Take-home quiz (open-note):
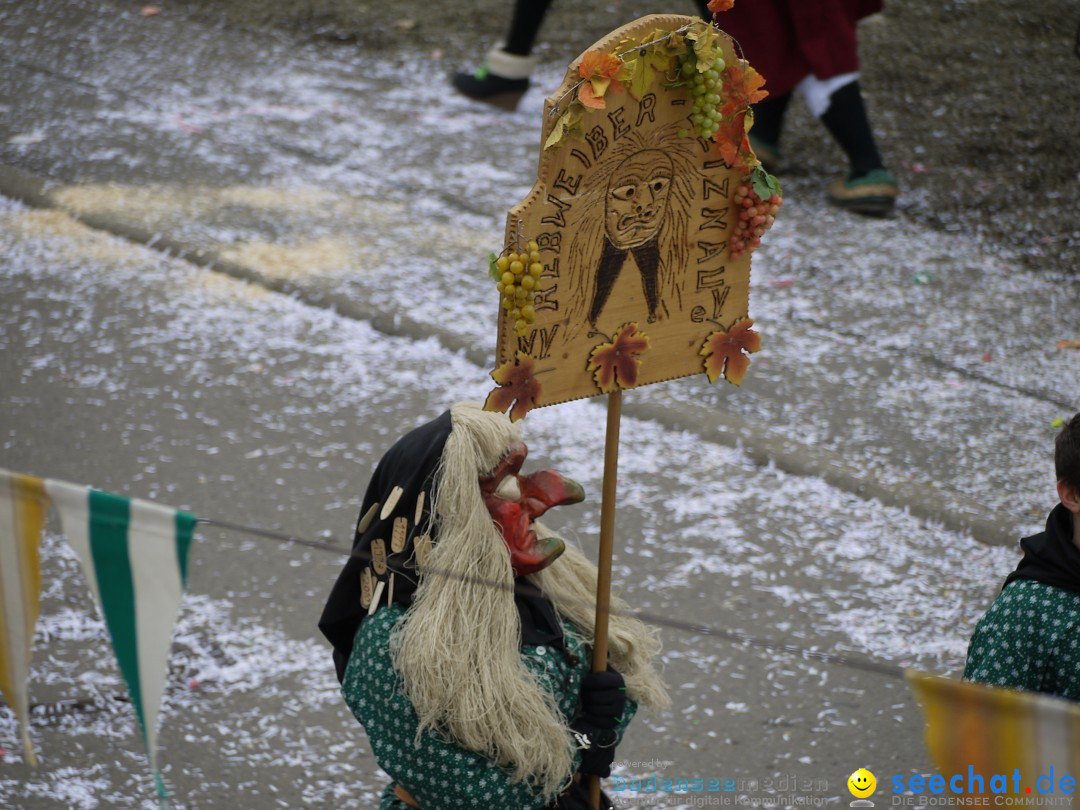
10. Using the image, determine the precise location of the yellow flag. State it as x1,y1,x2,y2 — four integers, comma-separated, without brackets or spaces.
0,469,48,765
907,670,1080,779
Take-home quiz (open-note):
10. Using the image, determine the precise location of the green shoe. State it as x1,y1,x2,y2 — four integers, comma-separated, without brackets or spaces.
827,168,898,216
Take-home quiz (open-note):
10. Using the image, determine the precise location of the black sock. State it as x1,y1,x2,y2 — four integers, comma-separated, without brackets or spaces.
819,80,885,178
751,92,791,148
505,0,554,56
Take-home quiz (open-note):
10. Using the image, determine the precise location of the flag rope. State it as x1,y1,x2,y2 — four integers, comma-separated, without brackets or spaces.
195,517,905,680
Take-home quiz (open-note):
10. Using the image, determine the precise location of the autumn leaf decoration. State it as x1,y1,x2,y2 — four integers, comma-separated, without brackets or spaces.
548,20,766,151
720,63,768,116
700,317,761,386
587,323,651,394
686,23,724,73
546,29,685,149
718,63,768,172
577,50,624,109
715,115,750,168
485,352,542,422
544,101,585,150
707,0,735,13
618,29,684,101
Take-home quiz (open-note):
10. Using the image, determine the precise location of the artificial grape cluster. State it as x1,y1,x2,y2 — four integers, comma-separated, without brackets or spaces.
495,240,544,337
730,180,781,259
679,57,726,140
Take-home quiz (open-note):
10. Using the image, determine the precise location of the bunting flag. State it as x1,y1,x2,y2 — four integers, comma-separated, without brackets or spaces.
907,670,1080,777
45,479,196,808
0,469,48,765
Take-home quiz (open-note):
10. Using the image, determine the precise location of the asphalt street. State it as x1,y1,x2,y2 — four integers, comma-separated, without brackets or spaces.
0,194,1010,810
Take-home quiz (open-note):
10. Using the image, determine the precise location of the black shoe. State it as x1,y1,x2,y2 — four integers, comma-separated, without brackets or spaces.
451,67,529,110
451,48,536,110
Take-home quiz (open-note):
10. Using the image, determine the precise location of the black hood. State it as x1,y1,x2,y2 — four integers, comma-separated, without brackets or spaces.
1004,503,1080,596
318,409,566,683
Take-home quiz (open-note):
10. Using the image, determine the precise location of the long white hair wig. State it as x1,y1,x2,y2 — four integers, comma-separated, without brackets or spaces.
390,402,669,795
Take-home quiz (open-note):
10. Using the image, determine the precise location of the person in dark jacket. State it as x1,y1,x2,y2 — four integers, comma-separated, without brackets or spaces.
963,412,1080,700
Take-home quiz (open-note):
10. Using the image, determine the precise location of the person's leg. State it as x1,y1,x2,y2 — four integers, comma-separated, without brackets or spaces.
799,74,897,215
818,80,885,178
504,0,551,55
452,0,553,108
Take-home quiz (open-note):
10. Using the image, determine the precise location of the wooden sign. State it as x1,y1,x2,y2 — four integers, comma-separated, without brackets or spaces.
485,14,781,421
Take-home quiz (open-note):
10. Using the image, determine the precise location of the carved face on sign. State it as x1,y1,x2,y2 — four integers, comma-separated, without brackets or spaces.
604,150,674,250
561,128,695,331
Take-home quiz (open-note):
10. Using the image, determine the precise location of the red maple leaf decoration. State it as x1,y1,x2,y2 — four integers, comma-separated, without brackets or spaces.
720,63,768,117
587,323,651,393
484,352,542,422
700,318,761,385
715,112,751,168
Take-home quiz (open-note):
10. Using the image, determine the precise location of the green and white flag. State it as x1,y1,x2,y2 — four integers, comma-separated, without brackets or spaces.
45,479,196,808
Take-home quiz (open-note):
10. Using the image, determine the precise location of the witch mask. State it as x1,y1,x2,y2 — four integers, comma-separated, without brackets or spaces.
479,441,585,576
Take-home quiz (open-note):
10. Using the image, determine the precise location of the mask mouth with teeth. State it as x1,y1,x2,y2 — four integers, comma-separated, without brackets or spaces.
479,441,585,576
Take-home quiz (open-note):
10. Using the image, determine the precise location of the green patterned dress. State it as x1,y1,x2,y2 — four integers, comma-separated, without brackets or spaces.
342,604,637,810
963,578,1080,700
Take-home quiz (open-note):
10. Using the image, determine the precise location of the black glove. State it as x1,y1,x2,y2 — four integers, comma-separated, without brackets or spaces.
570,669,626,777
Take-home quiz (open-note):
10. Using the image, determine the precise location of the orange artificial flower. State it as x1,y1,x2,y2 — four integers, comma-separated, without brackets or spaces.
578,50,624,109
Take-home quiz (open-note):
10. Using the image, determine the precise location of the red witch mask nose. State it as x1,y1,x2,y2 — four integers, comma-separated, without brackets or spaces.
479,442,585,576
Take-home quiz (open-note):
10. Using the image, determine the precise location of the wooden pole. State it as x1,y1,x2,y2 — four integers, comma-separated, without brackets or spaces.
588,388,622,809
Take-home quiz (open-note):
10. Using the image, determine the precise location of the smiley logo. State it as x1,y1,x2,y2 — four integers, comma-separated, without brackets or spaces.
848,768,876,798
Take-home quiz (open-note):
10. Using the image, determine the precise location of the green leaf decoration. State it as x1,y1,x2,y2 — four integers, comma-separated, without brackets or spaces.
687,25,723,73
642,30,679,72
667,53,696,89
488,252,501,281
751,165,782,201
665,29,688,57
544,101,585,150
620,53,655,101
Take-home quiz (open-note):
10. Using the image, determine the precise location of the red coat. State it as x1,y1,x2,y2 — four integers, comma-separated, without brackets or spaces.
716,0,883,97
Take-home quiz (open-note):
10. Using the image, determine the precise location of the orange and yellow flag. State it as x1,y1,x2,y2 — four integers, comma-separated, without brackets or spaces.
908,670,1080,778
